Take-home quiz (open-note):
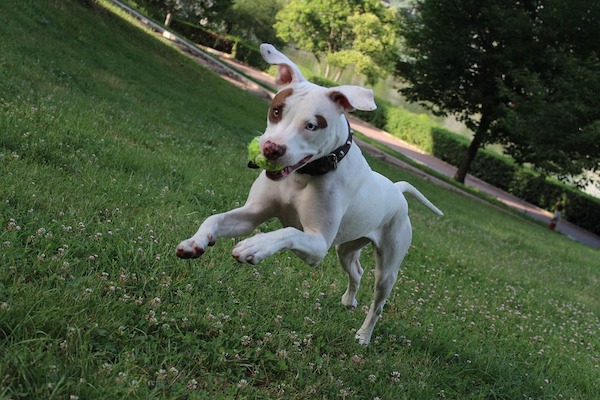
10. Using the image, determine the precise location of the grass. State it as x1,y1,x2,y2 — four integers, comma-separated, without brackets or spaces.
0,0,598,399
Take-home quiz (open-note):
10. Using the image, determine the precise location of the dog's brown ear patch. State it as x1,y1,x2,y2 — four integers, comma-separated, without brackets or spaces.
327,86,377,112
328,91,354,112
276,64,294,86
269,88,294,123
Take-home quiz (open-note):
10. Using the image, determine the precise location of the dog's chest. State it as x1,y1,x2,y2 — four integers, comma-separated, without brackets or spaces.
274,176,312,230
278,207,302,230
276,190,303,229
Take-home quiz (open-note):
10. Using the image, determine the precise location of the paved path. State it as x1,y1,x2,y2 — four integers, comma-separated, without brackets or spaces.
108,0,600,250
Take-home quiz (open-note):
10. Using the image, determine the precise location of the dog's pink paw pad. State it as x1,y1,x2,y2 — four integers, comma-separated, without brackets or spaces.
175,244,204,259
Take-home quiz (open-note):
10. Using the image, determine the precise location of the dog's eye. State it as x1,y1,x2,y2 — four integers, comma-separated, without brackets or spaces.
270,106,283,122
305,122,318,131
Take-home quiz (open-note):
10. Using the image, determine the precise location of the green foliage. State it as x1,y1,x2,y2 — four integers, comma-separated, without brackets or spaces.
1,1,599,399
275,0,399,84
134,0,234,26
169,19,230,50
222,0,284,45
397,0,600,184
509,172,600,235
496,0,600,179
307,75,338,88
169,19,269,70
231,41,269,70
127,0,283,45
275,0,351,54
384,108,438,151
354,102,389,130
499,50,600,178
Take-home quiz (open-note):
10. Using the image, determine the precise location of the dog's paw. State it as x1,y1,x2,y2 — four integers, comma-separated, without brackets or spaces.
231,235,273,264
341,293,358,310
342,288,358,310
175,235,215,259
355,329,371,346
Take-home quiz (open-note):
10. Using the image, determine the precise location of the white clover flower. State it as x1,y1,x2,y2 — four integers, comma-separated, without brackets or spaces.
187,378,199,390
277,349,288,359
149,297,161,307
241,335,252,346
351,354,363,364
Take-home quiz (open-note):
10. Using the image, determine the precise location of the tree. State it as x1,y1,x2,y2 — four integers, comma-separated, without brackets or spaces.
138,0,232,28
499,51,600,183
396,0,600,185
274,0,399,85
497,0,600,184
220,0,285,45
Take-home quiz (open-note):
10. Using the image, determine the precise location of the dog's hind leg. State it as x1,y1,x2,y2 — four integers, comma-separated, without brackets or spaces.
336,238,370,309
355,218,412,346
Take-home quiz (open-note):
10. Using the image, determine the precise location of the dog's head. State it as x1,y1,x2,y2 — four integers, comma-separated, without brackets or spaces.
257,44,377,181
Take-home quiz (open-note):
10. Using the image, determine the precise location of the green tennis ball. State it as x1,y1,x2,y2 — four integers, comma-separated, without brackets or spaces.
247,136,285,171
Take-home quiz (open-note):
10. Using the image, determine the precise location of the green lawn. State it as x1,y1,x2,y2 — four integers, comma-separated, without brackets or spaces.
0,1,598,399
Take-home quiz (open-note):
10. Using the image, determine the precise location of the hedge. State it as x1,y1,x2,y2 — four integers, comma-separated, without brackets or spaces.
169,20,268,71
357,102,600,236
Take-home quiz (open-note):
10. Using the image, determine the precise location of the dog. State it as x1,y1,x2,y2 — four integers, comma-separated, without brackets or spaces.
176,44,443,345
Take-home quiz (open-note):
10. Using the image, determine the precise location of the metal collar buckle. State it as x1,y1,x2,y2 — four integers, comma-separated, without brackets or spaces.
328,154,338,170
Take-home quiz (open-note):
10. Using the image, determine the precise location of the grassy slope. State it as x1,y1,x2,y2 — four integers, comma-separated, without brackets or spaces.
0,1,598,399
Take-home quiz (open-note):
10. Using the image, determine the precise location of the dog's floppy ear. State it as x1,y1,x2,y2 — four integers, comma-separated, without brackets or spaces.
260,43,306,87
327,85,377,112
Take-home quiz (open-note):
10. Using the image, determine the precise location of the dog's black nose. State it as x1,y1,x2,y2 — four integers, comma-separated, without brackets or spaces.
263,141,287,160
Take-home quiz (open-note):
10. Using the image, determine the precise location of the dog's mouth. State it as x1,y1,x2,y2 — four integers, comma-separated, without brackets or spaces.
265,155,313,181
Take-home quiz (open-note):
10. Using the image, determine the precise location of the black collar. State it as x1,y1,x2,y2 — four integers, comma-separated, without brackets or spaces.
297,119,353,176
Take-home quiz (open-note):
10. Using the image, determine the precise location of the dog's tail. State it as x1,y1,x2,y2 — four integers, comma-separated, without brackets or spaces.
395,181,443,216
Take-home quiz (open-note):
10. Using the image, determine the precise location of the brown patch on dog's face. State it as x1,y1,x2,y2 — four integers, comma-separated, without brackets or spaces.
315,115,328,129
269,88,294,123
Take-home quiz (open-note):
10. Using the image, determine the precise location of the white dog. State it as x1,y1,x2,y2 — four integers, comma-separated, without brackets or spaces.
176,44,443,345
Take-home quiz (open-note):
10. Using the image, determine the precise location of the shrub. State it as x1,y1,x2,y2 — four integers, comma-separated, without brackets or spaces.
470,148,519,191
169,20,267,71
170,20,233,52
563,187,600,233
384,108,436,151
231,41,268,71
511,172,600,234
308,76,337,88
354,106,387,129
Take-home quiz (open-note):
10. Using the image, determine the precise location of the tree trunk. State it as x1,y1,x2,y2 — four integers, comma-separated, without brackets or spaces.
454,113,492,183
324,63,331,80
164,11,173,27
333,67,345,82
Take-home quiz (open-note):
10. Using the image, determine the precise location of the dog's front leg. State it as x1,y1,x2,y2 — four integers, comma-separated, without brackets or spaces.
176,204,268,259
233,228,329,266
